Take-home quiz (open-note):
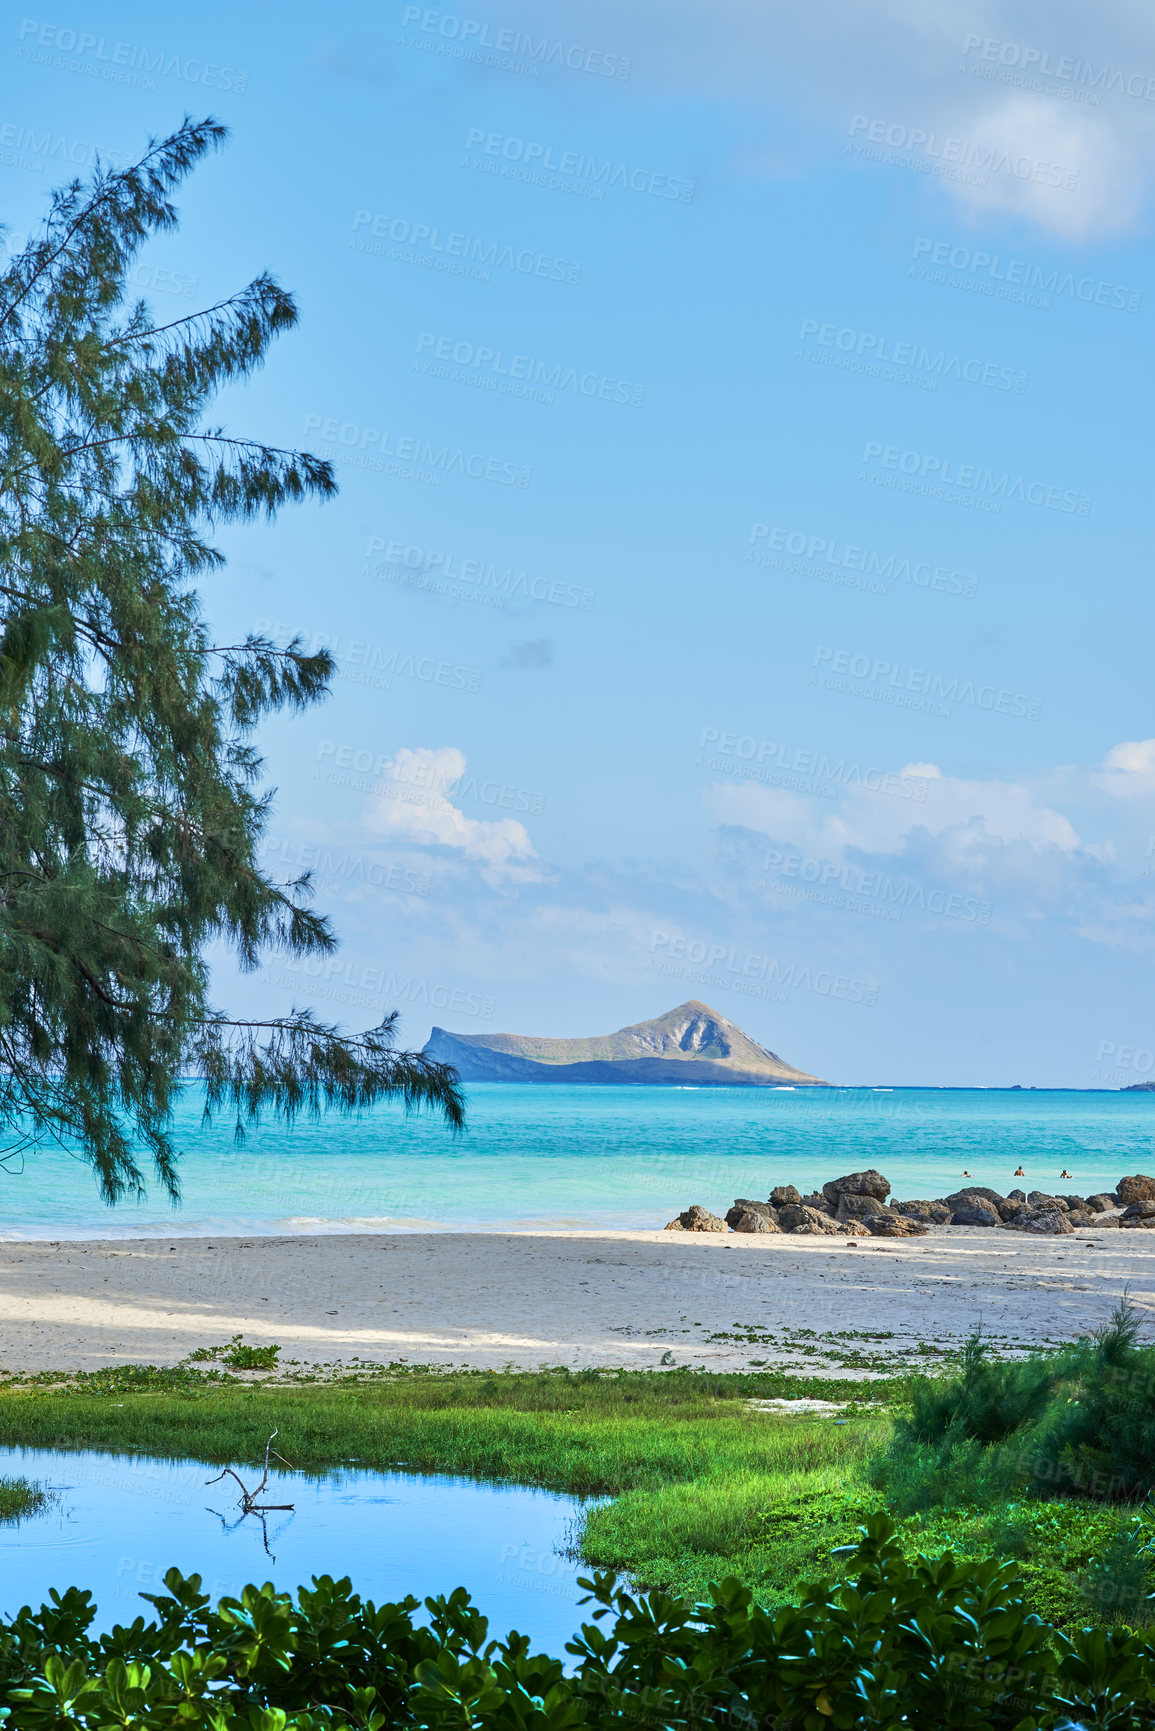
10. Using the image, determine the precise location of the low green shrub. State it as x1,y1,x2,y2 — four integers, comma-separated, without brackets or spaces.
2,1512,1152,1730
874,1300,1155,1514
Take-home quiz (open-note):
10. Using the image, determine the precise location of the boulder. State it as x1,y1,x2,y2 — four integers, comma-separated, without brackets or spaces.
725,1199,778,1229
1067,1210,1094,1229
1010,1208,1073,1235
1116,1175,1155,1206
666,1205,727,1233
835,1191,892,1223
800,1190,835,1214
865,1213,927,1237
821,1169,890,1207
893,1200,953,1224
951,1204,1000,1227
1061,1195,1085,1212
778,1203,840,1235
730,1207,782,1234
769,1184,802,1208
836,1220,871,1236
945,1186,1006,1210
1085,1194,1118,1213
1090,1213,1121,1227
1008,1189,1027,1202
1027,1192,1068,1211
1121,1199,1155,1222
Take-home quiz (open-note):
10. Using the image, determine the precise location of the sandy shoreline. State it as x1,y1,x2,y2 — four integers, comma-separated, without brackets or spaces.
0,1229,1152,1375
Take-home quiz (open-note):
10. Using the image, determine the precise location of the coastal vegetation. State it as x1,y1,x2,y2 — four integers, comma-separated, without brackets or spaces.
2,1311,1154,1633
0,120,461,1206
2,1514,1152,1730
0,1477,48,1523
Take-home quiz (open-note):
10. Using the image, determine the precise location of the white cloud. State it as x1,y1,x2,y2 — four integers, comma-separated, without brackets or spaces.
704,760,1082,861
367,747,541,882
1094,738,1155,798
487,0,1155,237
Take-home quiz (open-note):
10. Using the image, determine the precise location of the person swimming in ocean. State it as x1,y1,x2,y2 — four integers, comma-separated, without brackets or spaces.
1014,1166,1025,1177
1059,1169,1072,1179
961,1170,973,1177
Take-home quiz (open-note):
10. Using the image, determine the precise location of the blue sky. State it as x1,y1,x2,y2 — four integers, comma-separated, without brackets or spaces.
6,0,1155,1086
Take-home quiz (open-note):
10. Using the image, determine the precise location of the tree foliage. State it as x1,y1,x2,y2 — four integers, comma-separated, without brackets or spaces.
1,1513,1153,1729
0,117,463,1202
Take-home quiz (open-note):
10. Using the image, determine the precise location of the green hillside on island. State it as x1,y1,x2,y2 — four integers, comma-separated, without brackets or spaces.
422,1000,828,1085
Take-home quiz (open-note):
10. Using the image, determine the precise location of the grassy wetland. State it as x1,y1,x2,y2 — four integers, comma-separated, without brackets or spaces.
2,1311,1153,1633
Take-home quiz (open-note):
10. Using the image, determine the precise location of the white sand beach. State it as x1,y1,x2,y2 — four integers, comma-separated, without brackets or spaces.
0,1229,1152,1375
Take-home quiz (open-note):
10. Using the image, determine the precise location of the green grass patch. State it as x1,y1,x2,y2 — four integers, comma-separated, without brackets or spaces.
0,1363,897,1499
0,1348,1147,1630
0,1475,49,1523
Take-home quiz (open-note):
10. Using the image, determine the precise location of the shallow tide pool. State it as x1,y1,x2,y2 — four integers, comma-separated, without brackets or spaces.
0,1446,592,1653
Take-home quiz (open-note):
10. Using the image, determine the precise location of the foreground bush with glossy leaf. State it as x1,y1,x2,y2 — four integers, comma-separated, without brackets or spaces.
0,1513,1152,1730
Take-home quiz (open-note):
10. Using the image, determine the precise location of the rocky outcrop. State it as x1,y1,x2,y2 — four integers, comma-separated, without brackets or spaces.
665,1205,727,1232
865,1214,928,1237
892,1199,953,1224
730,1208,782,1233
835,1192,892,1224
945,1186,1004,1210
1028,1191,1068,1211
1117,1175,1155,1205
778,1203,840,1235
821,1170,890,1208
951,1203,1000,1227
1009,1208,1073,1235
725,1199,778,1228
661,1171,1135,1240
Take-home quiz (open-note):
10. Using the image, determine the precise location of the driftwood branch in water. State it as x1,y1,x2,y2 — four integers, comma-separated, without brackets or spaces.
206,1429,295,1511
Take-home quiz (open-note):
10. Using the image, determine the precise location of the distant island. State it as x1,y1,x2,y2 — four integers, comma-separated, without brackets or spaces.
422,1000,828,1086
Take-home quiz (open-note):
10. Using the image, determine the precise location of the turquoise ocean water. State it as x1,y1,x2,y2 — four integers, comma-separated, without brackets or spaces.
1,1085,1152,1239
